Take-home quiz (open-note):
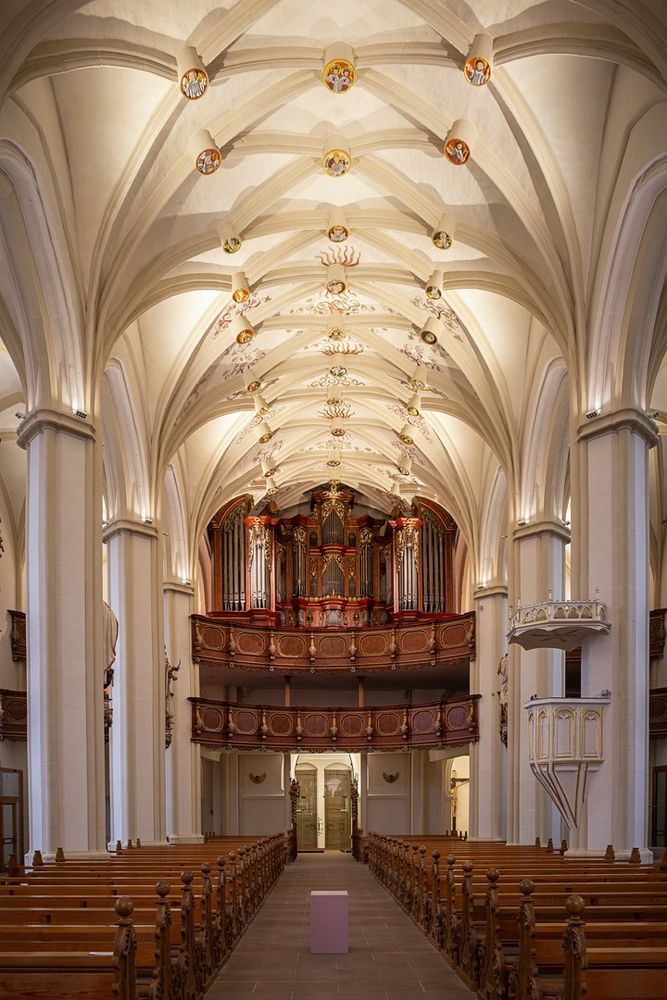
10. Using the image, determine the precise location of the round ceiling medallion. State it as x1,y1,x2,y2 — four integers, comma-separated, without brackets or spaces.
323,148,351,177
196,146,221,175
421,328,438,345
327,395,342,406
330,366,347,378
444,136,470,166
328,222,349,242
246,380,261,394
181,67,208,100
236,328,253,345
432,229,453,250
327,326,346,340
331,426,346,437
258,430,273,444
323,58,355,93
465,54,491,87
222,235,242,254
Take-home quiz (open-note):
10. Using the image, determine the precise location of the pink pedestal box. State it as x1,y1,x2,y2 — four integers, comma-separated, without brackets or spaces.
310,890,349,954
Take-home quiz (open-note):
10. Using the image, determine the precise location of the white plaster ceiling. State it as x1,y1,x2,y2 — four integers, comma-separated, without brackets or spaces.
0,0,666,573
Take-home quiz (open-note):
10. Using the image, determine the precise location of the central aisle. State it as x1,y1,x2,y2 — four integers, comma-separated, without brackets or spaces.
207,851,476,1000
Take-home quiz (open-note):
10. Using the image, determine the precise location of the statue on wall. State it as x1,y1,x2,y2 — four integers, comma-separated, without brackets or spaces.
497,654,508,746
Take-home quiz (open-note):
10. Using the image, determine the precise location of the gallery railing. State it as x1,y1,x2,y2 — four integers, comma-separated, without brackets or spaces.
190,694,479,752
191,611,475,675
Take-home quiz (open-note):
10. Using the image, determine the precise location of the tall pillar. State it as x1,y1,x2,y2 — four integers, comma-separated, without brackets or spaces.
507,521,568,845
105,518,166,846
574,409,657,858
164,580,203,844
469,585,507,841
18,409,107,860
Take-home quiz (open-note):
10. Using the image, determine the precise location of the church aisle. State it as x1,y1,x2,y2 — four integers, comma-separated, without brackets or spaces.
207,851,476,1000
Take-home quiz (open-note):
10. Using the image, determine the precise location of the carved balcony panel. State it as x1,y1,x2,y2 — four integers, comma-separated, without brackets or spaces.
650,609,666,660
525,696,610,829
191,611,474,675
649,688,667,738
8,610,26,661
508,600,610,651
0,689,27,741
190,695,479,752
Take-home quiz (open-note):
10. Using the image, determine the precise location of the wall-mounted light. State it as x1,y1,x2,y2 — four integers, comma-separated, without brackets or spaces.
585,408,600,420
74,409,88,419
517,518,528,527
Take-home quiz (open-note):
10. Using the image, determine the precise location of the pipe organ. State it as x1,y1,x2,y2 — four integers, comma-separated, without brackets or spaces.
207,483,457,625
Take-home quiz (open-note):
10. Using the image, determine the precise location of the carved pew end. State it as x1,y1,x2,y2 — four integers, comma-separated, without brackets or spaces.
32,849,44,867
629,847,641,864
115,840,123,853
604,844,615,861
535,837,541,848
55,847,66,863
546,838,554,853
560,839,568,855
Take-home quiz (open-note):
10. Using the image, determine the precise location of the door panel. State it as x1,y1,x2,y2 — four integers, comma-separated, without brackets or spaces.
296,771,318,851
324,768,351,851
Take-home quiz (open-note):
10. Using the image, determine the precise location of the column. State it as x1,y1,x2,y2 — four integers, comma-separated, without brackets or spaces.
507,520,568,845
164,580,203,844
574,409,656,859
105,518,166,846
469,585,507,841
18,409,107,861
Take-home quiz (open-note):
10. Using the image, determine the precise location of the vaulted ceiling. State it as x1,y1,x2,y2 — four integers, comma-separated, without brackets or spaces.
0,0,666,587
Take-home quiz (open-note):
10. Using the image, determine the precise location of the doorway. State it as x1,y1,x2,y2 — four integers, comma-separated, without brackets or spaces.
294,754,357,852
0,768,24,872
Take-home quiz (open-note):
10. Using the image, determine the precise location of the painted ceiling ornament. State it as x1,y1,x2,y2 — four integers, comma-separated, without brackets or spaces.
327,449,342,468
432,212,456,250
230,314,254,345
253,394,269,416
232,272,250,303
177,47,209,100
464,33,493,87
323,43,356,93
426,269,444,300
420,316,443,346
246,378,262,395
261,457,278,478
326,263,347,295
330,365,347,379
444,118,477,167
327,208,350,243
323,133,352,177
189,129,221,175
397,457,413,477
219,223,242,254
327,319,347,340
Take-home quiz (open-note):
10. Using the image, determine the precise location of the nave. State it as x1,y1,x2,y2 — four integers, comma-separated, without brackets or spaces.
206,852,475,1000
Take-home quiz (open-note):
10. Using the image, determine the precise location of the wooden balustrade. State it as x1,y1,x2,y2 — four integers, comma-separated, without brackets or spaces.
190,694,479,752
191,611,475,674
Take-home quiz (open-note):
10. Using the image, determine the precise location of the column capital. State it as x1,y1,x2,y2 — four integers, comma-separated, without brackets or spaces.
163,579,195,597
473,584,508,601
577,407,659,447
102,517,158,544
17,407,95,449
512,518,570,544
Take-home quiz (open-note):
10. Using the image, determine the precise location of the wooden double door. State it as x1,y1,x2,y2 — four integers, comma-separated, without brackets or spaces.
295,766,352,852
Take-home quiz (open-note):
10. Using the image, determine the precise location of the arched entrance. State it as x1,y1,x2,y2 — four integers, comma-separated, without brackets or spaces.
294,753,356,852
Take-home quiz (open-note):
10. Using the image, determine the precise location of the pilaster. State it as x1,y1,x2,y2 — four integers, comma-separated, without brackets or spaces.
105,517,166,846
163,580,203,844
469,585,507,841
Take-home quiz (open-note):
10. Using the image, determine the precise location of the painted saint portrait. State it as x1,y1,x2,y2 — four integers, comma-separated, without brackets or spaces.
464,55,491,87
323,59,355,94
181,67,208,100
223,235,242,254
323,149,351,177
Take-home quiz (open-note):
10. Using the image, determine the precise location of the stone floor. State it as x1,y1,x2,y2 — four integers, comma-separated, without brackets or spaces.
207,851,476,1000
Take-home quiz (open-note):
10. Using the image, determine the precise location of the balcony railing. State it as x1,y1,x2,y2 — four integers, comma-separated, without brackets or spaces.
190,695,479,752
650,687,667,737
191,611,475,675
0,689,27,741
507,599,610,651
